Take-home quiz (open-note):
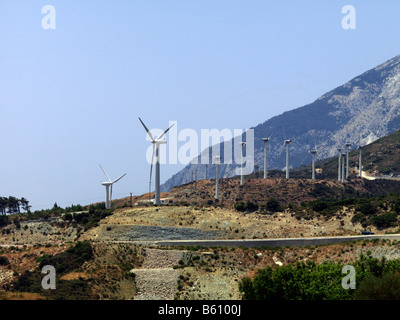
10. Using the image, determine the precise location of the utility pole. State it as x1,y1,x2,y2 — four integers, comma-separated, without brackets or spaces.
130,192,132,207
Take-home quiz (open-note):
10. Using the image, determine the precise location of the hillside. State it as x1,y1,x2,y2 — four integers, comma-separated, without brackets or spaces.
162,54,400,192
168,176,400,210
3,128,400,301
288,128,400,180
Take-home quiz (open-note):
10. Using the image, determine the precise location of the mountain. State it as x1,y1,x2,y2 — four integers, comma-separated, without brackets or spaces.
161,54,400,192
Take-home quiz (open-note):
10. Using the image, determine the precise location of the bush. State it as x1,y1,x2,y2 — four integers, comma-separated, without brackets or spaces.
310,200,329,212
0,215,9,226
239,253,400,300
265,198,281,212
356,203,378,216
239,261,351,300
353,272,400,300
371,212,398,229
234,201,259,213
351,212,367,225
235,202,246,212
0,256,9,265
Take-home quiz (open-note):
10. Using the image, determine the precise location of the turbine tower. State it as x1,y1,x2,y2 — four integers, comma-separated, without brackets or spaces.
240,142,246,185
215,156,221,200
337,148,342,181
99,165,126,209
358,145,362,178
262,137,271,179
341,153,346,183
284,139,292,179
139,117,174,205
310,148,317,180
345,142,351,178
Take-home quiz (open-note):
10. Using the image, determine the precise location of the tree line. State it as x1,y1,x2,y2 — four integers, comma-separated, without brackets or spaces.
0,196,31,215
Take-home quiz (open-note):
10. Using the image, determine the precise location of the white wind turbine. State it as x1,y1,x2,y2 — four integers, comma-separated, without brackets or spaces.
99,165,126,210
240,142,246,185
215,155,221,200
357,145,363,178
262,136,271,179
345,142,351,179
281,139,292,179
139,117,174,205
341,152,346,183
310,143,317,180
337,148,342,181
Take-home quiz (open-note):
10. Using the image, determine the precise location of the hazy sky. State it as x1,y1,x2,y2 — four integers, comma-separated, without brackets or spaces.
1,0,400,210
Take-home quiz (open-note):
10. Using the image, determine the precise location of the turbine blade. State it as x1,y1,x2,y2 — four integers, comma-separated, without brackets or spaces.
112,173,126,184
138,117,155,141
99,164,111,182
110,185,113,203
156,123,175,141
281,142,286,153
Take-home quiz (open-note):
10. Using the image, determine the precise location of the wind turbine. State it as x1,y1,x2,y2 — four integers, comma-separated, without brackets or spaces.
358,145,362,178
139,117,174,205
262,136,271,179
345,142,351,178
99,165,126,209
341,153,346,183
215,156,221,200
310,144,317,180
282,139,292,179
337,148,342,181
240,142,246,185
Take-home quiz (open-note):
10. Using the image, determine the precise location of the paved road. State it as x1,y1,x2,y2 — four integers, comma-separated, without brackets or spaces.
156,234,400,248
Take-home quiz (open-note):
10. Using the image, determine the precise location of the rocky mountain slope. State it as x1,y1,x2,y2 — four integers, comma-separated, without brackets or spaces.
162,54,400,191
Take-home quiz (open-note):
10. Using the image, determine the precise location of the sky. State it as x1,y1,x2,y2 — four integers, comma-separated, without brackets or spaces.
1,0,400,211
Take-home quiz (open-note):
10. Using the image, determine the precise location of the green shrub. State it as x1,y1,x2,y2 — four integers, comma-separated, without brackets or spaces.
356,203,378,216
311,200,329,212
234,202,246,212
239,260,351,300
353,272,400,300
265,198,281,212
234,201,259,213
239,253,400,300
371,212,398,229
351,212,367,225
0,256,9,265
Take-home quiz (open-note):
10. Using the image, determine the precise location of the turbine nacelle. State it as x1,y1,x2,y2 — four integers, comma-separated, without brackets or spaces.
154,139,167,145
